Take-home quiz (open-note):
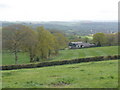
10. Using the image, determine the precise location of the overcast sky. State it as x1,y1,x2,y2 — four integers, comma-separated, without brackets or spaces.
0,0,119,21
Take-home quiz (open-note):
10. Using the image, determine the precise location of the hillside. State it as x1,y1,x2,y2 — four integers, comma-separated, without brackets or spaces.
2,60,118,88
2,21,118,35
51,46,118,61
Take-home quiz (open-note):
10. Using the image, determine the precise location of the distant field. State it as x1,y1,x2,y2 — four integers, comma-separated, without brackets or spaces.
81,35,93,39
2,46,118,65
2,60,118,88
50,46,118,61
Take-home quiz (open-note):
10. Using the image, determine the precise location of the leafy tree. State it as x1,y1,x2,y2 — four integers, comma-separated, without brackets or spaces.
36,26,57,59
49,29,68,53
115,32,120,45
3,24,29,64
20,26,38,62
93,33,106,46
53,32,68,49
82,37,89,43
105,33,117,46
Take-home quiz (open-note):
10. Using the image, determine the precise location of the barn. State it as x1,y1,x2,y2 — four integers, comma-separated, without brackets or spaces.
68,42,95,49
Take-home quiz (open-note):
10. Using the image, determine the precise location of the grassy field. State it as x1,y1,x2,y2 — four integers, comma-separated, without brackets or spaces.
81,35,93,39
2,60,118,88
2,46,118,65
50,46,118,61
2,52,30,65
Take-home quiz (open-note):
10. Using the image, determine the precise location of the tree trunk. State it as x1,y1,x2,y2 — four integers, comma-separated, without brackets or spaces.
48,49,51,57
36,57,39,62
41,49,44,59
55,50,59,55
29,51,34,62
30,53,33,62
14,51,18,64
97,42,101,47
29,48,35,62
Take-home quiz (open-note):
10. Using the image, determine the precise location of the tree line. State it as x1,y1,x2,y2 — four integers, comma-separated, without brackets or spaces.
3,24,68,64
67,32,119,47
93,32,119,46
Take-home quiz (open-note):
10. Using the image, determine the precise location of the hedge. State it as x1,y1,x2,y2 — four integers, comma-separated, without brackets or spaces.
1,55,120,70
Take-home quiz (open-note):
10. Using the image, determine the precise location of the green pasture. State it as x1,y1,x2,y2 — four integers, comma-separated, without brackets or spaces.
50,46,118,61
2,52,29,65
2,46,118,65
2,60,118,88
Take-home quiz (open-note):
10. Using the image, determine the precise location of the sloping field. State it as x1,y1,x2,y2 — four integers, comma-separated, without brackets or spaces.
51,46,118,61
2,60,118,88
2,46,118,65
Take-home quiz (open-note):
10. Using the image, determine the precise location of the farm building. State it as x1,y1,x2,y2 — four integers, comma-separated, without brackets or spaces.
68,42,95,49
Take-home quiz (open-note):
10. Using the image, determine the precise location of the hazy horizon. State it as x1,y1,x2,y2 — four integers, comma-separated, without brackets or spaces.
1,20,118,22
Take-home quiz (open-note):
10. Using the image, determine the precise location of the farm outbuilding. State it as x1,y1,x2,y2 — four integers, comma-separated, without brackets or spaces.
68,42,95,49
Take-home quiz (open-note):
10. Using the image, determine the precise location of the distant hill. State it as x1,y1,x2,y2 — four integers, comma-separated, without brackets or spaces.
2,21,118,35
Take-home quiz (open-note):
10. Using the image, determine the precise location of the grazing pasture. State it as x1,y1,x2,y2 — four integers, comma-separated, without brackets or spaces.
2,60,118,88
2,46,118,65
50,46,118,61
2,52,29,65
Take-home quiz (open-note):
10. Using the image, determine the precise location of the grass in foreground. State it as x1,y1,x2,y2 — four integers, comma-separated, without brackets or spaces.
2,46,118,65
2,60,118,88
